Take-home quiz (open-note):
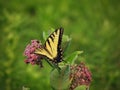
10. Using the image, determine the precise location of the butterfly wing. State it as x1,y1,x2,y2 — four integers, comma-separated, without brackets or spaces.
35,27,63,63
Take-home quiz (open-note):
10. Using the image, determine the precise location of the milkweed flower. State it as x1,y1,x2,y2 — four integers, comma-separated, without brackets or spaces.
23,40,43,67
69,62,92,90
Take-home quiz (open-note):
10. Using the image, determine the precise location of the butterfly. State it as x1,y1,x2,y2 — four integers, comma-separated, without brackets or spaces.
35,27,64,63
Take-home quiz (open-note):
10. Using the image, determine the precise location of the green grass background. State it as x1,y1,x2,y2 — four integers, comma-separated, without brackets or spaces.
0,0,120,90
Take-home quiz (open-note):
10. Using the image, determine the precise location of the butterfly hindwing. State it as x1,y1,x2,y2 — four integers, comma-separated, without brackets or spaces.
35,27,63,63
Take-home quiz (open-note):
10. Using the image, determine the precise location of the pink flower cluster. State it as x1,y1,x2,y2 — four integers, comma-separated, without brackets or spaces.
69,62,92,90
24,40,42,65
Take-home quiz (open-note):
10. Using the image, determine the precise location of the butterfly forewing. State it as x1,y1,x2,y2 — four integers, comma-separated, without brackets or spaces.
35,28,64,63
35,47,53,60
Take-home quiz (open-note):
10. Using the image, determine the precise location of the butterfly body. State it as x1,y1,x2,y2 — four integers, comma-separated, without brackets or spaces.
35,28,64,63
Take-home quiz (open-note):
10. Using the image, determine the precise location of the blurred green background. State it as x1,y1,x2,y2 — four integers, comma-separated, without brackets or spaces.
0,0,120,90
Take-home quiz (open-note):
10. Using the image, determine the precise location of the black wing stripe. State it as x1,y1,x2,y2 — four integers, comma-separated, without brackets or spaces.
55,27,64,63
43,27,64,63
44,44,53,57
46,39,53,53
49,35,54,42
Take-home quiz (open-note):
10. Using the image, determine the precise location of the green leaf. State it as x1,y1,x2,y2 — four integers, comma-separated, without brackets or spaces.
22,86,30,90
42,28,55,41
42,31,47,41
62,34,71,43
64,51,83,64
62,35,72,56
50,28,55,31
50,65,70,90
75,85,89,90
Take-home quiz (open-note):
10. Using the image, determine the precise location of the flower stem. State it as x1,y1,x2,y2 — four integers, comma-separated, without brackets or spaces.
45,59,54,68
45,59,61,73
86,86,89,90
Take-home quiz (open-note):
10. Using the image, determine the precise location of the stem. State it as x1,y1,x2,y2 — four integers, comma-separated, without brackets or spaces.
54,64,61,73
86,86,89,90
45,59,61,73
45,59,54,68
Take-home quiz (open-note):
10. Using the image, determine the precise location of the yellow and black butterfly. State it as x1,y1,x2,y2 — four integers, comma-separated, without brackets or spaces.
35,27,64,63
